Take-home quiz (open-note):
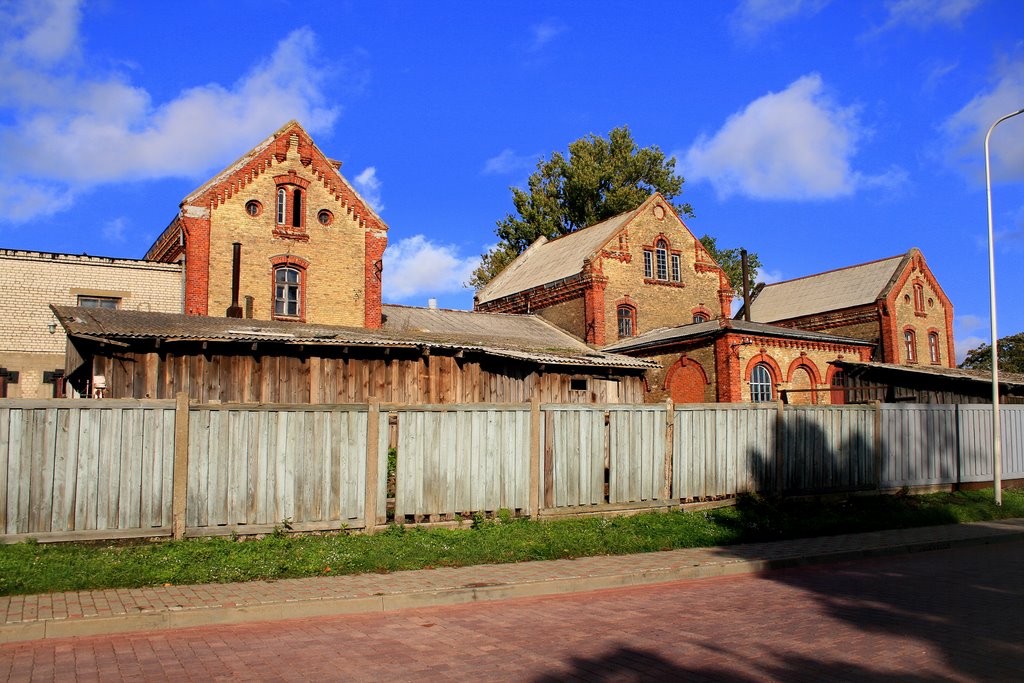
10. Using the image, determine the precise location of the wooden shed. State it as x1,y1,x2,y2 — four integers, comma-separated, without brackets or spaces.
830,359,1024,404
53,304,652,404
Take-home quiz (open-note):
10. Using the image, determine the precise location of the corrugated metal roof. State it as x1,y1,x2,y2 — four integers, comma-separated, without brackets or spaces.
832,359,1024,387
475,205,642,304
748,254,907,323
603,319,873,353
52,305,654,370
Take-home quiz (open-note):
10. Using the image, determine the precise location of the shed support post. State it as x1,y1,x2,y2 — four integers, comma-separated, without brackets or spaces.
663,399,674,500
774,399,785,495
171,392,190,540
529,395,541,518
364,398,381,533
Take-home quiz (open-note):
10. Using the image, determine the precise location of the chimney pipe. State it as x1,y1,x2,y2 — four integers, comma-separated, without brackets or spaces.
226,242,243,318
428,298,438,309
741,249,751,322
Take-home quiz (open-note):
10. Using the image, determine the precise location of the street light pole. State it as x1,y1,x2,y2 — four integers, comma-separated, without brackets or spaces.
984,107,1024,507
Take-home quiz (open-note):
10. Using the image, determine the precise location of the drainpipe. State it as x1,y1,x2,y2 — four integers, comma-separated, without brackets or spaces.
226,242,243,318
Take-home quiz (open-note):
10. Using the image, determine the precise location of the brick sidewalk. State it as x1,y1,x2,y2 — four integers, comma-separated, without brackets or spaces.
3,518,1023,643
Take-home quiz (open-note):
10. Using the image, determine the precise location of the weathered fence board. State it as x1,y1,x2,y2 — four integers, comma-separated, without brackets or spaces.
393,406,531,519
185,405,368,533
4,399,1024,543
0,400,176,537
544,406,606,508
879,404,959,488
674,406,775,499
782,406,875,492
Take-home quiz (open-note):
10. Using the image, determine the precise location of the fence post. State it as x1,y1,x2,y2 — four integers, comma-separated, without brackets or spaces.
774,399,785,495
364,398,381,533
663,399,674,500
872,400,883,491
529,395,541,518
171,392,190,540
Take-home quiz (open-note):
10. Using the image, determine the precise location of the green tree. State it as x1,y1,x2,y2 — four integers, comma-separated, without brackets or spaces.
698,235,762,293
959,332,1024,373
470,126,761,291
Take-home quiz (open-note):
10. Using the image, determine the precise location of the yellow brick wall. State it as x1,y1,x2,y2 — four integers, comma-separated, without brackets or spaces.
537,297,586,340
643,344,718,403
206,139,366,326
600,201,726,343
893,268,952,366
0,250,182,398
734,341,848,404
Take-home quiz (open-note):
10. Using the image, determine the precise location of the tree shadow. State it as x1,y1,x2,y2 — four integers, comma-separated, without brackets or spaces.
698,408,1024,681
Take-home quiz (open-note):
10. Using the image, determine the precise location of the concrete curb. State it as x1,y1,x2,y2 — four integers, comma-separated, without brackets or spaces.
2,523,1023,644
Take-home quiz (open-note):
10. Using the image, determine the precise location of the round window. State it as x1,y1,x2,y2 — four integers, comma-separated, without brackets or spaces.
245,200,262,217
317,209,333,226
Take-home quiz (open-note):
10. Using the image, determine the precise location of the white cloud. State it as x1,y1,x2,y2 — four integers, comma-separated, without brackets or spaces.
0,1,340,222
102,217,127,243
730,0,830,40
942,60,1024,182
955,335,986,364
353,167,384,212
758,268,786,285
957,314,985,334
382,235,478,301
482,149,537,175
681,74,899,200
527,20,566,52
872,0,981,33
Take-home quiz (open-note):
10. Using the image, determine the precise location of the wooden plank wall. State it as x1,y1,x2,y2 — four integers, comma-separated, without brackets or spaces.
955,405,1024,484
93,350,645,405
879,404,959,488
0,400,175,537
782,406,876,492
673,406,776,499
392,405,531,521
608,406,667,503
542,406,607,508
185,405,368,533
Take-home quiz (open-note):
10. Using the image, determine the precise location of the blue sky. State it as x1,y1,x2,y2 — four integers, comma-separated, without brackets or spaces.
1,1,1023,361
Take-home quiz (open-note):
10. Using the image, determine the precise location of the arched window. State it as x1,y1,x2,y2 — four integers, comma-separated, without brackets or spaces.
655,239,669,280
274,266,302,318
692,313,708,323
617,305,636,338
913,282,925,314
291,188,303,227
276,188,287,225
928,332,940,364
750,364,773,402
904,329,917,362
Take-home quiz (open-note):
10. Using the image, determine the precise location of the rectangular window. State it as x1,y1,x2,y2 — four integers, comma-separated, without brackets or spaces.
656,249,668,280
671,254,681,282
570,378,588,392
643,250,653,278
77,296,120,309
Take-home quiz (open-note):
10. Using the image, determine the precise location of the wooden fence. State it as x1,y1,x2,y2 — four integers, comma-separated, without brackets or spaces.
2,398,1023,542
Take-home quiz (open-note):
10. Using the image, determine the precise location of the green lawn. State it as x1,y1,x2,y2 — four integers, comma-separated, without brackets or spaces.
1,488,1021,596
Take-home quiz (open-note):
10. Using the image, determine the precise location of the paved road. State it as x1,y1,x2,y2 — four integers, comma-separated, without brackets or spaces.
2,541,1022,682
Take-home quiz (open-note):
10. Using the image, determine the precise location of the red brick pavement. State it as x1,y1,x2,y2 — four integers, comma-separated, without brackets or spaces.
2,541,1021,682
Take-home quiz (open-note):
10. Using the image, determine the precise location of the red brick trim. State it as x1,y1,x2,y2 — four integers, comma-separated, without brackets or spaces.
691,305,713,323
584,279,607,346
269,255,309,323
364,228,387,329
786,355,823,403
744,353,782,384
181,214,210,315
715,335,742,402
901,325,918,363
664,355,710,390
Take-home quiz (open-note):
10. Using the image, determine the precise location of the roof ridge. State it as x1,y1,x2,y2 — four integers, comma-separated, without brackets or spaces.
759,251,908,289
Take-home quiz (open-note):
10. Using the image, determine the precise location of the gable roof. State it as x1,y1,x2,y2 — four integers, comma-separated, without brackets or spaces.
52,305,654,371
747,252,909,323
475,194,662,305
603,318,873,354
145,120,386,261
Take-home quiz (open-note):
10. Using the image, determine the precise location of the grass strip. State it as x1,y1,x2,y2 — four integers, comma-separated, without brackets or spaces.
1,488,1022,596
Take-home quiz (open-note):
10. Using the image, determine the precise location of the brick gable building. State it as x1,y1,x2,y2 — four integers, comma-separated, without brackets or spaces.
145,120,387,329
474,194,734,346
746,249,955,369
